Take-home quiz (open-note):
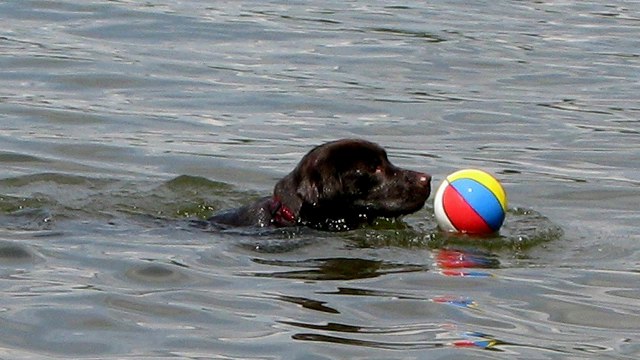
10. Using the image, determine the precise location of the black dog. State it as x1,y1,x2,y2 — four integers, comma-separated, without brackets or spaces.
209,139,431,231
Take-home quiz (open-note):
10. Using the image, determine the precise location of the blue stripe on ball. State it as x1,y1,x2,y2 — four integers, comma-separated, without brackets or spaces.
450,178,505,230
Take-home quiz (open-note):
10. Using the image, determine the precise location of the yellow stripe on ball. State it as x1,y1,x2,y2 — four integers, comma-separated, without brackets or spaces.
445,169,507,211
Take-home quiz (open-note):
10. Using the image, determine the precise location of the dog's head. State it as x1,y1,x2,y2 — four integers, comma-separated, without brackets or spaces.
274,139,431,230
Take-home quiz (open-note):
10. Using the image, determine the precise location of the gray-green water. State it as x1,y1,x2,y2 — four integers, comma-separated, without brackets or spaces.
1,1,639,358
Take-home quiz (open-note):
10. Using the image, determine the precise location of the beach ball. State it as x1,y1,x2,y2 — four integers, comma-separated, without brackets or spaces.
434,169,507,234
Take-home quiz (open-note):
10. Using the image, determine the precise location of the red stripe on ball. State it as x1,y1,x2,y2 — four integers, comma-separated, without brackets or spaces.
442,185,493,234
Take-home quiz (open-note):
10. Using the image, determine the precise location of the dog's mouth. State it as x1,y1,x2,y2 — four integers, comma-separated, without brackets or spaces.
358,175,431,217
354,194,430,219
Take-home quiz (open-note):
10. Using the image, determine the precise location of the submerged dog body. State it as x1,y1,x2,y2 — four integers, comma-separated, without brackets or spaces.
209,139,431,231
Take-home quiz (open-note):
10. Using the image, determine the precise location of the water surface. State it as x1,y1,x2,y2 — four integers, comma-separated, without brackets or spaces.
1,1,639,359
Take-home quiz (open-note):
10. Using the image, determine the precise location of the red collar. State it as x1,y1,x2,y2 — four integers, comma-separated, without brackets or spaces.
269,196,296,227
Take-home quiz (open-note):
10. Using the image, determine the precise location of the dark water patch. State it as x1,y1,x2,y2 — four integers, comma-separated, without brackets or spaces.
237,232,322,253
290,329,578,355
0,173,99,188
163,174,233,192
55,72,144,91
342,217,429,249
252,10,343,25
0,243,33,260
320,287,425,300
442,110,526,125
538,99,616,115
0,152,49,164
71,6,300,44
0,241,40,267
254,293,340,314
105,294,193,318
0,174,130,228
367,27,446,42
279,320,452,337
250,257,428,281
125,263,189,284
0,193,56,214
407,90,467,102
132,175,247,220
573,123,640,135
0,45,94,68
0,173,257,227
290,331,515,352
0,203,54,231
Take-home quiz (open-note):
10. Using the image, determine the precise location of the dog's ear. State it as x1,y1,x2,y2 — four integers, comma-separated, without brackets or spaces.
313,165,343,202
298,151,346,204
274,170,322,208
274,163,343,209
295,175,321,205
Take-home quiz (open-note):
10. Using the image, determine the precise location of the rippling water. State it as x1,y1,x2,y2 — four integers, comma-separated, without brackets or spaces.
1,1,639,359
